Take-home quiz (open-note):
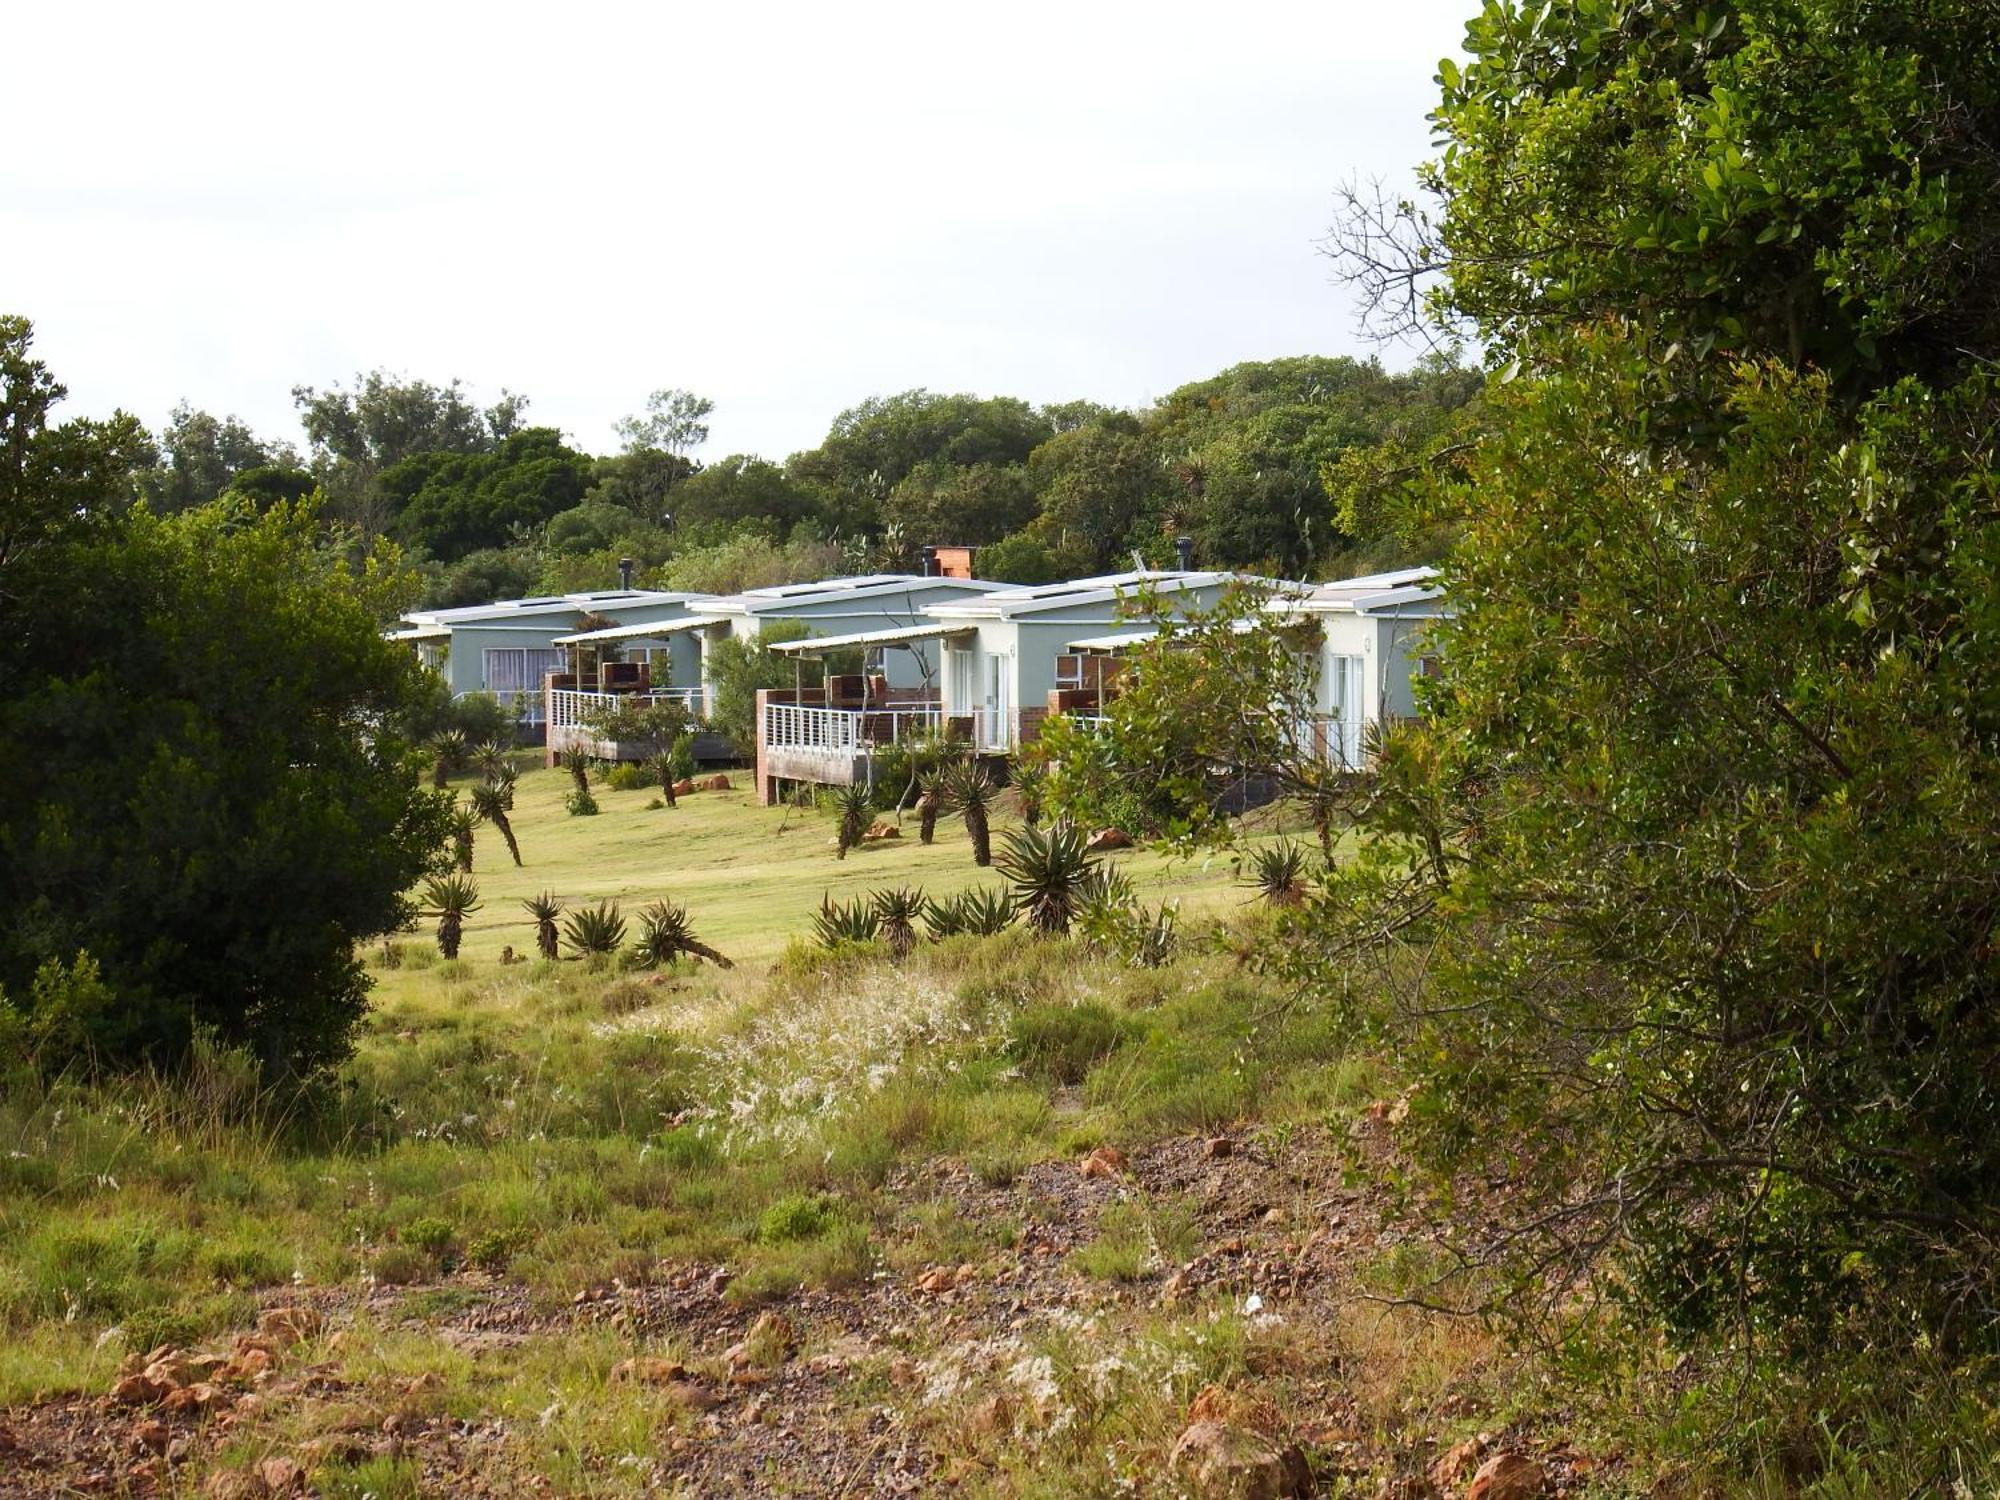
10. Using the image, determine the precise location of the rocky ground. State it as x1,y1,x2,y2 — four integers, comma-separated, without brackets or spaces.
0,1125,1616,1499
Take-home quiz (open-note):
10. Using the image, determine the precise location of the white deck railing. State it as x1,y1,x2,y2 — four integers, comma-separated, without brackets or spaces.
762,702,944,755
549,686,704,733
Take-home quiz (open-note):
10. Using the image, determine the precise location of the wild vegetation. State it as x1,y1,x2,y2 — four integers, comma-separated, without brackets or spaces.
1,0,1996,1491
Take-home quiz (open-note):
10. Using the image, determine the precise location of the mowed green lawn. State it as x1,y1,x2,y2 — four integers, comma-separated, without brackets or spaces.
414,757,1279,972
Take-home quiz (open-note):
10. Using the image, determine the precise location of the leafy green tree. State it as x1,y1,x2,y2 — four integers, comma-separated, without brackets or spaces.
654,530,842,596
787,390,1053,533
140,402,298,513
1319,0,2000,1355
881,460,1038,547
1334,0,2000,389
0,316,155,613
1023,416,1160,573
388,427,593,562
975,532,1065,584
702,619,813,754
0,481,451,1076
1038,587,1326,849
222,464,319,512
615,389,712,456
425,545,544,608
668,456,821,532
584,447,699,526
292,370,529,536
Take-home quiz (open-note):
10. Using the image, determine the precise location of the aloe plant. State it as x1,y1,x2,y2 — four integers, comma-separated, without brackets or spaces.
422,873,481,959
521,891,563,960
1013,761,1048,828
942,762,995,866
812,894,881,949
833,783,874,860
562,750,592,796
915,770,943,846
428,729,469,789
1245,840,1308,906
636,900,733,969
996,819,1099,935
871,887,926,959
450,806,476,872
467,780,522,867
562,899,626,958
923,886,1015,940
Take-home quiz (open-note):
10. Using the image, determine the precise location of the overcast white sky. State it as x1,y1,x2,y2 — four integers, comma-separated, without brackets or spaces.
7,0,1468,463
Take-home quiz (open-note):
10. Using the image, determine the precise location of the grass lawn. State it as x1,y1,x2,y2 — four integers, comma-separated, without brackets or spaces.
413,755,1290,973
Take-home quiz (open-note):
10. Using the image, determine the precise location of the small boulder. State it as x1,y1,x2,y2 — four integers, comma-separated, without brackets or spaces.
256,1455,305,1493
673,779,697,797
610,1356,689,1386
1466,1452,1546,1500
663,1379,725,1411
130,1419,171,1454
1168,1419,1312,1499
1430,1436,1486,1492
862,820,901,841
1086,828,1134,851
701,774,732,792
1203,1136,1234,1159
255,1308,322,1348
970,1393,1014,1434
162,1381,230,1415
722,1311,795,1371
111,1373,174,1407
1078,1145,1129,1180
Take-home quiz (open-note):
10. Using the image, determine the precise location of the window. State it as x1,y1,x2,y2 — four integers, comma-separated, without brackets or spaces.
482,647,566,696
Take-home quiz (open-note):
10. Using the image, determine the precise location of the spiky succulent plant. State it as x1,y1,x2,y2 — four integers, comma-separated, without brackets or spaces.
636,899,734,969
521,891,563,960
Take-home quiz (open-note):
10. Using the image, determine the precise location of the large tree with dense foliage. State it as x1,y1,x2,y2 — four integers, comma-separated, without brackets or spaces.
292,370,529,537
139,402,299,513
387,426,594,562
1320,0,2000,1359
0,321,452,1077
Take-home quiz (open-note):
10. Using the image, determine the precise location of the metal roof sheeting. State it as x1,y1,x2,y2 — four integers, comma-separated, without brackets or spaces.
550,615,731,646
766,621,971,655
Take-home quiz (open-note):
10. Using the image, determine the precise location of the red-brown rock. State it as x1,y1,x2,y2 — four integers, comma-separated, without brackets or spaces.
1168,1419,1312,1498
1466,1452,1546,1500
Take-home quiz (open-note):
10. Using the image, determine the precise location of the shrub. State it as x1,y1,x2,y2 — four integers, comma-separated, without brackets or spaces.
1006,1001,1135,1085
757,1194,836,1244
605,762,652,792
564,786,600,816
402,1217,457,1259
0,448,456,1077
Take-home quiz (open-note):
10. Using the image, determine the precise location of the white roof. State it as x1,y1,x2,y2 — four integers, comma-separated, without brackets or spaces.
388,624,450,642
766,621,970,655
1064,627,1160,652
1267,567,1444,617
708,574,1003,616
403,589,713,627
931,570,1277,621
1065,618,1261,652
551,615,730,646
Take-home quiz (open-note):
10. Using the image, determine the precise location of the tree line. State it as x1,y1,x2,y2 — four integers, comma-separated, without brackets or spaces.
134,355,1480,605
